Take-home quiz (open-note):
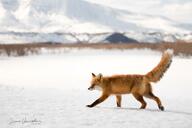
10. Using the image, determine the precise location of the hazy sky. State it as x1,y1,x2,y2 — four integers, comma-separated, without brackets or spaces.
86,0,192,24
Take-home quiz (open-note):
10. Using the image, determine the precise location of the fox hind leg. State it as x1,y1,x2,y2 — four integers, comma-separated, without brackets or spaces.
145,92,164,111
132,93,147,109
116,95,122,107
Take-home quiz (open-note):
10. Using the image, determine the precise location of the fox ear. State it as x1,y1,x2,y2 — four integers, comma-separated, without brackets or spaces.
92,73,96,77
98,73,103,79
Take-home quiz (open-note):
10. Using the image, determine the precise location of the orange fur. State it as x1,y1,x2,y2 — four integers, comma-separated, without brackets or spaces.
87,50,173,111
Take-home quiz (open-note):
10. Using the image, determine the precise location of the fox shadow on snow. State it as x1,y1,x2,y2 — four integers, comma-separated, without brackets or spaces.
95,106,192,116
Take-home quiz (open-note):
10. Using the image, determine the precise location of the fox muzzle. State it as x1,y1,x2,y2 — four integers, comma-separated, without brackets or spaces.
88,84,95,90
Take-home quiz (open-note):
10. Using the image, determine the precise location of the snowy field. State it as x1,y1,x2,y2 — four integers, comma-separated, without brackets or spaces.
0,49,192,128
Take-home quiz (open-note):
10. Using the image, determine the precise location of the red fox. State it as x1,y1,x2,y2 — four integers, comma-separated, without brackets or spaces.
87,50,173,111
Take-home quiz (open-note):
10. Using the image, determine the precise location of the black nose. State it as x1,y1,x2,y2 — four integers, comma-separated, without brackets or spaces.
88,86,93,90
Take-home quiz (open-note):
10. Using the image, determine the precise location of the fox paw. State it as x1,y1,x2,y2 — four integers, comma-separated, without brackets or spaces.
86,105,93,108
140,105,146,109
159,106,164,111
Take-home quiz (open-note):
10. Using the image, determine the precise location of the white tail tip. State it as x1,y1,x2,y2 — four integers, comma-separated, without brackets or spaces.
165,49,174,55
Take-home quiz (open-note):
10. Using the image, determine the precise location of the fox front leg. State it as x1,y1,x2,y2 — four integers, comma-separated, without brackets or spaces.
87,94,109,108
116,95,122,107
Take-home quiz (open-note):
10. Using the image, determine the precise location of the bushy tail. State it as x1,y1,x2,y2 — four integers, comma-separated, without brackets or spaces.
145,49,173,83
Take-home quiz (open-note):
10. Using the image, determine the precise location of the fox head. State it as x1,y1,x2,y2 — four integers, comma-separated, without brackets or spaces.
88,73,103,91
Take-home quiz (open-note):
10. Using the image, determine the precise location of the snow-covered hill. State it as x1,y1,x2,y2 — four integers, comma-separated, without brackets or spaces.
0,0,191,43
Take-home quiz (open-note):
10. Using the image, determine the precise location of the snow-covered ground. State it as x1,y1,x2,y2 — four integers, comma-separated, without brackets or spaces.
0,49,192,128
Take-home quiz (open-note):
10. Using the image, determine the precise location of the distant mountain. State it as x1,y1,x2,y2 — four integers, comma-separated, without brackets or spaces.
105,33,138,43
0,0,191,43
